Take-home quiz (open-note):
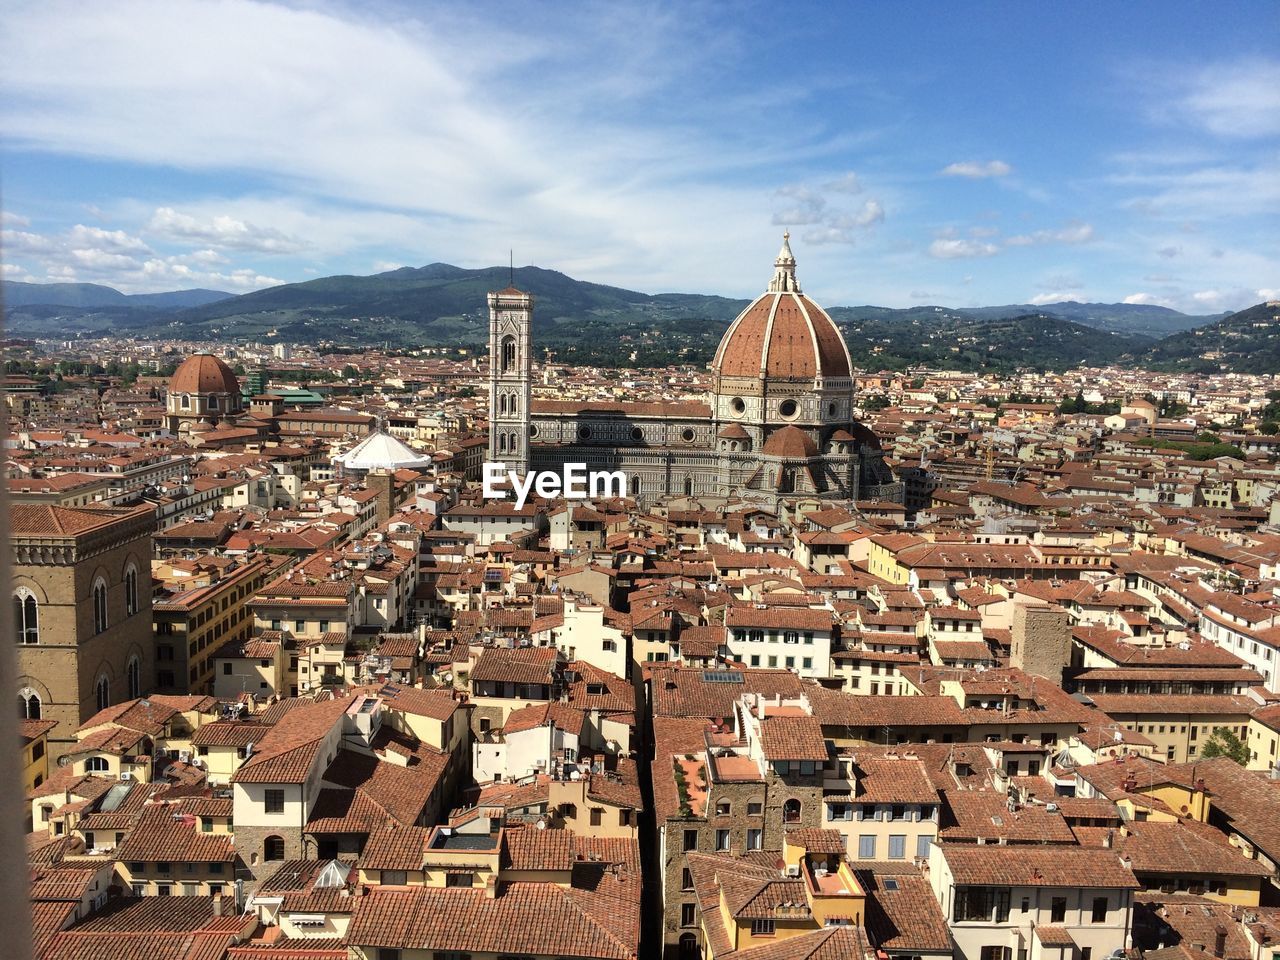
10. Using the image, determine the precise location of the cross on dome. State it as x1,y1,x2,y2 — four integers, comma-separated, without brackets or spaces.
768,230,801,293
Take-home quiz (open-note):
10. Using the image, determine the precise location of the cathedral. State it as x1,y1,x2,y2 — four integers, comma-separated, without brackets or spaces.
488,235,902,504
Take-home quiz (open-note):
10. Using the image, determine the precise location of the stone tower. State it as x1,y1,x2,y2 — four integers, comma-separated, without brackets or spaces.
1010,601,1072,685
488,284,533,476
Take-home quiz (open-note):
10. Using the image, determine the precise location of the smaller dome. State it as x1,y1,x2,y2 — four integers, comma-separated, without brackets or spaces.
717,424,750,440
762,425,817,459
829,429,855,442
335,429,435,472
170,354,239,395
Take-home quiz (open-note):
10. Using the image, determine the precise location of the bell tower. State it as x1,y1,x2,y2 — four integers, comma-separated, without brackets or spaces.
487,284,533,476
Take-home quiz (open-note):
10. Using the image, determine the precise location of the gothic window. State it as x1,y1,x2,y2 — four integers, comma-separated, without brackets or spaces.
501,336,517,374
508,395,517,416
14,590,38,644
498,433,507,453
127,657,141,700
96,675,110,712
508,432,518,453
18,691,41,720
498,393,507,416
124,565,139,617
684,477,694,496
93,579,109,634
630,476,641,496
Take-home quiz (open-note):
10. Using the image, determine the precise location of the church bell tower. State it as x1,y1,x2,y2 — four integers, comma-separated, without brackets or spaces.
487,284,533,476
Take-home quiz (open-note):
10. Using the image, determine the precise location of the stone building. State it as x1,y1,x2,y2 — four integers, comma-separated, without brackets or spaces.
12,503,156,761
164,352,244,436
489,235,902,505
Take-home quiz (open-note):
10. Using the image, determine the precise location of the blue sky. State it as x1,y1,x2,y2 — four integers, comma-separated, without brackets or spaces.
1,0,1277,313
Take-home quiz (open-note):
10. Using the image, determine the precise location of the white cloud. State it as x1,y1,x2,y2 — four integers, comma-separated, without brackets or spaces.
1005,222,1094,247
1,211,30,227
2,262,31,278
802,227,855,246
941,160,1012,178
822,172,863,194
2,229,59,255
147,206,308,253
1030,292,1080,305
68,224,150,254
1259,288,1280,301
829,200,884,229
1180,60,1280,139
1123,292,1174,306
929,238,998,259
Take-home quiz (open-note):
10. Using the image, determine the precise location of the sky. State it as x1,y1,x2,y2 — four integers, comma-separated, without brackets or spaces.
1,0,1277,313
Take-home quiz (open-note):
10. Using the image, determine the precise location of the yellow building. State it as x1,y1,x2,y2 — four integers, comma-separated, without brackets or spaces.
153,554,277,695
687,831,871,959
20,718,56,807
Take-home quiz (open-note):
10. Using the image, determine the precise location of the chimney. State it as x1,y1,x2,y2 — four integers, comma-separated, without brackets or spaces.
212,893,223,916
1214,925,1227,959
484,874,498,900
1103,829,1114,849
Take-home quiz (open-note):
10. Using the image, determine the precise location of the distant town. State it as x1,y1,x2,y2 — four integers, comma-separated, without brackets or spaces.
12,277,1280,960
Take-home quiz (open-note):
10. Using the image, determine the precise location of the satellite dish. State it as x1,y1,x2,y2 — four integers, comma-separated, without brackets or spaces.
58,755,72,767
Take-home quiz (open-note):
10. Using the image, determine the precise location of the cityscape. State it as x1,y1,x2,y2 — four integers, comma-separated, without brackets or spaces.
4,3,1280,960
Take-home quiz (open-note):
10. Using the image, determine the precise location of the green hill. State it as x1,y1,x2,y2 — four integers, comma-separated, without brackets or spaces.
1140,302,1280,373
4,266,1263,372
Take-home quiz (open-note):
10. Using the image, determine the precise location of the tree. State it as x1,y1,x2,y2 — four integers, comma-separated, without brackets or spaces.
1261,421,1279,435
1199,726,1251,766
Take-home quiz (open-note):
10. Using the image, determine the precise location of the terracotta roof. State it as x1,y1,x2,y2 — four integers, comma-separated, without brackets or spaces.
169,353,239,395
758,715,828,761
346,883,639,959
714,290,852,380
762,425,819,459
941,844,1140,888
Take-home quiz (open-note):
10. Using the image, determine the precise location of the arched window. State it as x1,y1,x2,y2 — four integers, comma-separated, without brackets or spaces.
14,590,38,644
498,432,507,453
500,336,517,374
93,578,108,634
264,836,285,861
684,477,694,496
209,394,220,410
18,691,41,720
498,393,507,416
679,933,700,959
180,393,191,409
783,798,802,823
85,756,109,773
124,566,139,617
96,675,110,712
630,476,641,496
127,657,141,700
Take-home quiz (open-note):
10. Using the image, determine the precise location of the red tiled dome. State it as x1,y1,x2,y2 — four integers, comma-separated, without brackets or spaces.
717,424,751,440
714,293,851,381
762,425,818,459
712,235,852,382
169,354,239,395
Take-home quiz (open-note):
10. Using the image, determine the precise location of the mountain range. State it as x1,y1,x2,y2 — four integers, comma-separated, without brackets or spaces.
4,267,1271,373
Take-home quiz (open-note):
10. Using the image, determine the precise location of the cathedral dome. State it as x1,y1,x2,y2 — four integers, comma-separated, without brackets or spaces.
169,354,240,396
712,234,852,382
762,425,818,459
